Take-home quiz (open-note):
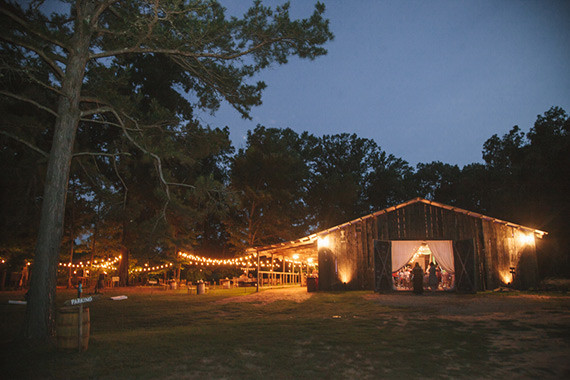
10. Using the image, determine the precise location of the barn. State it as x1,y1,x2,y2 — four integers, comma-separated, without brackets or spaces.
251,198,547,292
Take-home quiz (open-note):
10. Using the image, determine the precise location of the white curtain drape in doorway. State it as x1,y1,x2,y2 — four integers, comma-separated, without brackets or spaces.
391,241,421,272
426,241,454,272
390,240,455,273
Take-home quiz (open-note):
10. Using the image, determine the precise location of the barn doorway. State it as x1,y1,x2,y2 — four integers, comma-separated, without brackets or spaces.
374,240,456,292
392,241,455,291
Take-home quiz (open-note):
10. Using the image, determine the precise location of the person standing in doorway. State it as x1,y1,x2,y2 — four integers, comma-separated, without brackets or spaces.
412,262,424,294
77,280,83,298
428,262,438,291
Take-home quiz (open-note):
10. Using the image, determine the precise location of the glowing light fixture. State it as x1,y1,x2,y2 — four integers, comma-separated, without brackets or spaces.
517,233,534,246
500,270,512,284
317,235,330,250
417,243,431,255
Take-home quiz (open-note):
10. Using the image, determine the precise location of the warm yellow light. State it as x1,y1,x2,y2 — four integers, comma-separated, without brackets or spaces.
500,270,513,284
307,258,313,263
518,233,534,246
317,235,330,250
293,254,299,260
417,243,431,255
339,269,352,284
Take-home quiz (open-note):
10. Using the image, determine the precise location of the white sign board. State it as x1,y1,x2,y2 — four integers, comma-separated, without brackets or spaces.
67,296,93,306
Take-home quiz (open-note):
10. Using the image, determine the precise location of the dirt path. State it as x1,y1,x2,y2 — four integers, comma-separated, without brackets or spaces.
216,286,313,305
366,292,570,378
217,287,570,377
364,292,570,327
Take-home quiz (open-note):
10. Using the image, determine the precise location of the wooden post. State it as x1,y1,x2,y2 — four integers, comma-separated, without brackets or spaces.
67,192,75,289
89,217,97,289
78,304,83,352
256,251,260,292
269,253,275,286
293,262,296,284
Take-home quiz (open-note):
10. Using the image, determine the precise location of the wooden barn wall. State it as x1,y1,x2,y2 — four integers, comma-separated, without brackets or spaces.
318,219,375,291
318,202,539,291
481,221,538,289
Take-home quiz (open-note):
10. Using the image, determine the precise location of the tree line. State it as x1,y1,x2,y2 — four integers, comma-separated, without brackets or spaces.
223,109,570,282
3,107,569,278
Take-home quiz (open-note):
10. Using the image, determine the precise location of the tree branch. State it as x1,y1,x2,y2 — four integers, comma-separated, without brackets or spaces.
1,65,63,95
89,38,286,61
0,130,48,157
80,96,109,104
0,90,58,117
117,111,197,227
75,158,99,191
73,152,132,158
112,154,128,210
80,106,115,117
90,0,122,29
79,117,141,132
80,103,196,225
0,6,70,51
0,35,65,79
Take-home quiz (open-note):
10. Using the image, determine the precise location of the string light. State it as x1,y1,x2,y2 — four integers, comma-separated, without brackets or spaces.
58,255,120,270
130,263,174,273
177,251,311,270
56,250,315,275
178,251,256,267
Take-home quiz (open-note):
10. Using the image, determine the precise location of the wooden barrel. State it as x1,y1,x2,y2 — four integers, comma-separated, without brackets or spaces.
307,277,318,292
57,306,90,351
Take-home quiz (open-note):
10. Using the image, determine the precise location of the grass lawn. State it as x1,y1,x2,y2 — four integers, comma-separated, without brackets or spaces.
1,286,569,379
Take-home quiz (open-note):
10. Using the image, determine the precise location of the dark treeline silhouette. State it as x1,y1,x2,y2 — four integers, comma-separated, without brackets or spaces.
225,107,569,278
2,107,569,282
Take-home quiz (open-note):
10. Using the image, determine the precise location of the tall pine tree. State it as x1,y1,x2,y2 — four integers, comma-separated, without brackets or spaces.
0,0,332,342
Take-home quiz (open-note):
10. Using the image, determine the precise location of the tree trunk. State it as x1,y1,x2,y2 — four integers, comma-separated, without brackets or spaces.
174,246,180,285
67,192,75,288
118,217,130,287
1,269,6,291
89,218,97,278
24,19,91,341
118,247,129,287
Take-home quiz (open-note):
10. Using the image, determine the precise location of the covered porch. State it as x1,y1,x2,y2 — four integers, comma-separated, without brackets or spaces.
249,235,319,290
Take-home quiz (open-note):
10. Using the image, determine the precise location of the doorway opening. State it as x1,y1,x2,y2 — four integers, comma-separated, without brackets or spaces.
391,241,455,291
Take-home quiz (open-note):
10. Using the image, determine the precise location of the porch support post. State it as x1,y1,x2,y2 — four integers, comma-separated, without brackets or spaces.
256,250,260,293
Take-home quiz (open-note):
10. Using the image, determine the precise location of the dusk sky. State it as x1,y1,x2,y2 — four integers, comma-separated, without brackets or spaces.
201,0,570,167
